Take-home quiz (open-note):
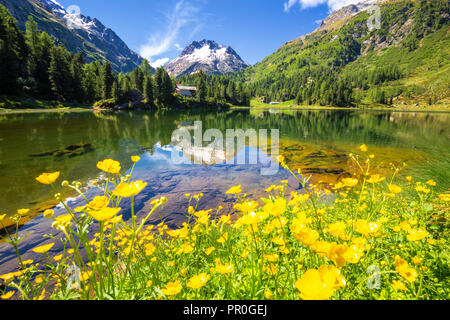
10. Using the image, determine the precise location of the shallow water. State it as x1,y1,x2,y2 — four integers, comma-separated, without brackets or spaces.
0,108,449,272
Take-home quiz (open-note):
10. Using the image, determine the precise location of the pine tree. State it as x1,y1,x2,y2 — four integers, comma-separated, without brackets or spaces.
143,75,154,105
101,62,115,100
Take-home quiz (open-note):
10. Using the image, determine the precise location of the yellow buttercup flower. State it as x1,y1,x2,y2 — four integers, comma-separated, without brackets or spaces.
87,196,109,209
43,209,54,218
113,181,147,197
53,254,63,262
88,207,121,222
217,232,228,244
438,194,450,202
96,159,121,174
0,214,6,221
205,247,215,256
412,256,423,265
263,254,279,262
293,227,319,246
406,228,429,242
426,179,436,186
161,280,182,296
22,259,33,266
263,197,287,217
395,256,418,283
131,155,141,163
359,144,368,152
367,174,385,184
1,291,14,299
32,243,55,254
17,209,30,216
226,185,242,195
295,266,346,300
341,178,358,188
392,280,408,291
389,184,402,194
36,172,60,184
215,262,233,274
187,273,210,289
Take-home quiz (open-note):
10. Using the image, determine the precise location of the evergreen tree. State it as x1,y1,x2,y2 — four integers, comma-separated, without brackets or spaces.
143,75,154,105
101,62,115,100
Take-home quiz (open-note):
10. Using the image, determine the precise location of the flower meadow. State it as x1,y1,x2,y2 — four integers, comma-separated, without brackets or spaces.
0,146,449,300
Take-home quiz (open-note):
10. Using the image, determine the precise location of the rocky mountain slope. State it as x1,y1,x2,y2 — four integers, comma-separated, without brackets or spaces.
0,0,144,72
238,0,449,106
165,40,249,78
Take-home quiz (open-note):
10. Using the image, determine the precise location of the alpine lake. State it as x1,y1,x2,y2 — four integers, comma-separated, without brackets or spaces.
0,108,449,272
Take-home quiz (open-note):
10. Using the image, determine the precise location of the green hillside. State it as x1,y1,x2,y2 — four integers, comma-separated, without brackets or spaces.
235,0,449,107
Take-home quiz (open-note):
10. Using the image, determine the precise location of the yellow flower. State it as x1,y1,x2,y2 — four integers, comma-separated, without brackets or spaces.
406,228,429,242
17,208,30,216
438,194,450,202
217,232,228,244
295,266,346,300
426,179,436,186
326,221,347,239
1,291,14,299
354,219,380,237
215,262,233,274
53,254,63,262
178,242,194,254
22,259,33,266
219,215,231,224
205,247,215,256
412,256,422,265
0,214,6,221
395,256,418,283
88,207,121,222
234,201,258,214
341,178,358,188
187,273,210,289
97,159,121,174
35,172,60,184
359,144,368,152
264,290,273,299
392,280,408,291
367,174,386,184
161,280,182,296
263,198,287,217
388,184,402,194
263,254,279,262
226,185,242,195
32,243,55,254
43,209,54,218
87,196,109,210
293,227,319,246
146,280,153,288
277,155,285,163
131,155,141,163
328,244,348,268
113,181,147,197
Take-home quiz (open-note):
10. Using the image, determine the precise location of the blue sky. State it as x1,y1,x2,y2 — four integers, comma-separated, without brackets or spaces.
56,0,364,67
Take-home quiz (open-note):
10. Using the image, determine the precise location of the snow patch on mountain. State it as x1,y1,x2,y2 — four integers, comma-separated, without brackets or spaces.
165,40,249,78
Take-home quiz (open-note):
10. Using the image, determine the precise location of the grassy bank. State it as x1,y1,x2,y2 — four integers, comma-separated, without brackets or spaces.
244,98,450,112
0,148,448,300
0,96,92,113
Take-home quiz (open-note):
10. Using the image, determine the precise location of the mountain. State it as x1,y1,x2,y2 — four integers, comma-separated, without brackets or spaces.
0,0,144,73
165,40,249,78
238,0,449,106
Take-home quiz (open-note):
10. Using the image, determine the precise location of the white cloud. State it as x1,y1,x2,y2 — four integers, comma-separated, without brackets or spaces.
284,0,369,13
150,57,170,68
139,0,205,61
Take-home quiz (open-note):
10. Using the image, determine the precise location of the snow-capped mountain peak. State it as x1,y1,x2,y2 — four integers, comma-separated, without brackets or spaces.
165,40,249,78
